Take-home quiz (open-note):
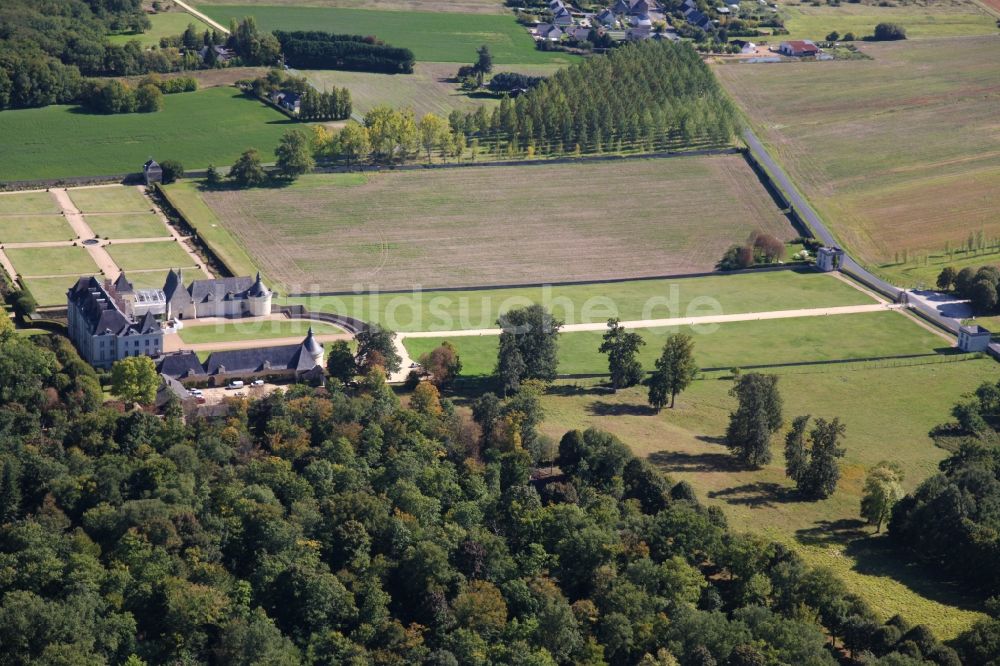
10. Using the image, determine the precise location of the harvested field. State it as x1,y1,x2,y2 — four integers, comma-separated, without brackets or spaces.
774,0,997,40
196,0,507,13
200,155,796,292
305,62,562,119
716,37,1000,286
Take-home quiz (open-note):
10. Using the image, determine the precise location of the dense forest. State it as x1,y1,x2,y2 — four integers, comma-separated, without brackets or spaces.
275,31,415,74
455,40,740,156
0,314,992,664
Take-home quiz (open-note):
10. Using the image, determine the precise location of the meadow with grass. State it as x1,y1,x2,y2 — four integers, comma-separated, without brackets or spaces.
5,246,101,278
68,186,151,214
0,87,294,181
107,10,214,47
196,0,507,14
525,355,996,637
716,37,1000,287
774,0,998,41
0,216,75,244
199,156,796,292
199,5,573,64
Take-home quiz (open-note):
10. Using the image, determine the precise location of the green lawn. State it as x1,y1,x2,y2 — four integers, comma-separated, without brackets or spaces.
0,216,75,243
200,5,574,64
68,186,151,214
530,356,997,637
5,246,101,278
160,181,263,281
108,11,213,47
0,87,295,181
290,270,876,332
404,310,950,376
21,276,78,307
0,191,59,215
106,241,199,272
86,214,171,239
777,2,998,41
178,318,344,344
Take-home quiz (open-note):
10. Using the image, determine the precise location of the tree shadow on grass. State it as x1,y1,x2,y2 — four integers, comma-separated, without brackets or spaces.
648,450,745,474
587,400,656,417
545,383,611,398
795,518,869,547
707,481,798,508
696,434,727,445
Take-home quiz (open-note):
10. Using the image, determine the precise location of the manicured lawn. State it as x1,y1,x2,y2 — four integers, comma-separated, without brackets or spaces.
68,186,151,214
526,356,998,637
0,191,59,215
126,270,175,291
177,318,344,344
404,310,950,376
0,87,296,181
5,246,101,278
200,5,574,64
305,62,562,119
86,214,171,239
715,37,1000,287
291,270,875,332
108,11,213,47
202,156,797,293
160,181,263,280
776,2,997,41
106,241,199,272
0,216,75,243
21,276,81,307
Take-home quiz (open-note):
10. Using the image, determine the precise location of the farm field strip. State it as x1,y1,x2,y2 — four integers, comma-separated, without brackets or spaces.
403,310,950,377
0,87,295,182
201,156,797,293
775,1,998,40
195,0,508,14
715,36,1000,285
199,5,574,64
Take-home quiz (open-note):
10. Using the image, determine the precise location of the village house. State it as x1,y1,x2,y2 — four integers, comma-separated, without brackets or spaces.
535,23,564,40
198,45,235,64
67,276,164,369
163,269,272,320
779,39,820,56
596,8,617,26
626,26,652,40
270,90,301,115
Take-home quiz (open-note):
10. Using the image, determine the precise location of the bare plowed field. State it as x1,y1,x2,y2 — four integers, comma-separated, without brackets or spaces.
200,155,795,292
715,37,1000,285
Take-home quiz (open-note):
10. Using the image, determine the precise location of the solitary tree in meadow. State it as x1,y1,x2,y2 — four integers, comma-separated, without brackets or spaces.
725,373,783,467
229,148,267,187
647,333,698,410
599,318,645,392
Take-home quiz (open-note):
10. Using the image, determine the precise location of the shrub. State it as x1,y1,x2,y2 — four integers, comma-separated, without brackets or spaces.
159,160,184,184
872,23,906,40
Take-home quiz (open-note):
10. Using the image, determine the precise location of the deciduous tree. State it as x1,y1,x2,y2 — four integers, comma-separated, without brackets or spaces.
229,148,267,187
599,318,645,391
111,355,158,406
860,461,904,532
725,373,782,467
275,129,314,179
647,333,698,410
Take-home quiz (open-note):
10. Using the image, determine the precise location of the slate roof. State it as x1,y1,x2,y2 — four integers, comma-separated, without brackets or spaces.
155,374,190,408
158,351,206,378
189,276,255,303
68,276,160,337
113,273,134,295
204,342,317,375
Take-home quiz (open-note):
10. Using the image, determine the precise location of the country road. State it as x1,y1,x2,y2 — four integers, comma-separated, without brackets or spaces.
173,0,230,34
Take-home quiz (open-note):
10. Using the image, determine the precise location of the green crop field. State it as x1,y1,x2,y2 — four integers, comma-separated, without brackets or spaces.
177,319,344,344
198,0,507,15
774,0,997,41
160,181,263,281
6,246,101,278
0,217,75,244
199,156,797,292
199,5,574,64
716,36,1000,287
523,355,996,637
68,186,150,214
0,191,59,215
305,62,562,119
290,270,875,332
0,87,295,181
86,214,171,239
108,10,214,47
105,241,199,272
403,310,950,375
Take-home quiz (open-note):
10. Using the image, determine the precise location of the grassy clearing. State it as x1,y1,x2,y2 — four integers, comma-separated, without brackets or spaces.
68,186,150,214
105,241,198,272
0,217,76,244
177,318,344,344
197,0,507,15
86,214,171,239
108,10,213,47
716,37,1000,287
0,191,60,215
0,87,295,182
159,181,262,280
523,356,998,637
305,62,562,119
774,0,997,41
404,310,950,375
201,156,796,293
200,5,573,64
6,246,101,278
290,270,876,332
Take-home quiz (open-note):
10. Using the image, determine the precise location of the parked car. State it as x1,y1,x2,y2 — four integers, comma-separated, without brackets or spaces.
228,380,244,389
188,388,203,397
251,379,265,386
